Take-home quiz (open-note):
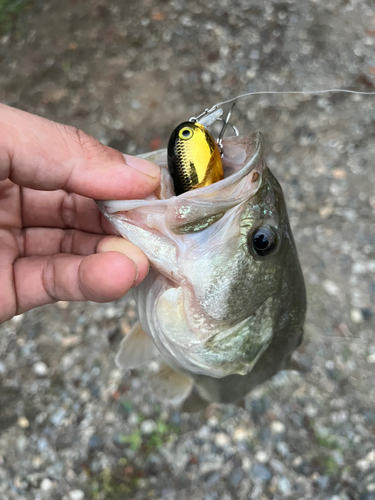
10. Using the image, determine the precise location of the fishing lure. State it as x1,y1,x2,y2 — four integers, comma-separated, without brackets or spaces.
167,105,238,195
167,87,375,196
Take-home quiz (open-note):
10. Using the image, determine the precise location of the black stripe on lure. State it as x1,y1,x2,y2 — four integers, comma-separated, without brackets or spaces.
167,105,238,195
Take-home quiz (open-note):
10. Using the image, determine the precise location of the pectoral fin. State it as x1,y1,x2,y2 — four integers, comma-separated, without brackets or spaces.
181,390,210,413
115,322,157,369
149,364,194,405
286,356,311,373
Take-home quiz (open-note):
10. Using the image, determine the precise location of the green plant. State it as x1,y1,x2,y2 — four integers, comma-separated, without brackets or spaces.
325,456,339,475
90,467,139,500
117,430,142,451
0,0,31,34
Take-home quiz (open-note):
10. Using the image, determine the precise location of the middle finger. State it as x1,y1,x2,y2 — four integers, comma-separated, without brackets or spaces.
21,188,115,234
20,227,105,257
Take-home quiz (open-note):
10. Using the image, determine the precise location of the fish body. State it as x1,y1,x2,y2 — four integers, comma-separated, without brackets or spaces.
97,131,306,406
167,121,223,195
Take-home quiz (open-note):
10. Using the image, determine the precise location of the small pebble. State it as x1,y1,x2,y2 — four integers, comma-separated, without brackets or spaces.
51,408,66,426
270,420,285,434
332,450,344,466
32,456,43,468
128,412,139,426
40,478,54,492
325,360,335,371
17,416,29,429
332,168,346,179
140,419,157,435
214,432,230,448
366,353,375,364
369,195,375,209
316,475,329,490
251,463,271,482
357,450,375,471
350,307,364,324
208,416,219,427
278,476,292,496
68,490,85,500
11,314,24,324
232,427,248,442
255,450,269,463
105,306,117,319
205,472,220,487
33,362,48,377
276,441,289,456
88,434,104,451
242,457,252,471
323,280,340,297
270,458,285,473
229,468,243,488
197,425,210,440
319,205,333,219
56,301,69,309
305,405,318,417
361,493,375,500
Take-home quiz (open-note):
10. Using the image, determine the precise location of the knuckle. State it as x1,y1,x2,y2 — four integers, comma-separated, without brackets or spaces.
42,256,58,302
60,229,74,254
68,126,105,160
60,192,76,228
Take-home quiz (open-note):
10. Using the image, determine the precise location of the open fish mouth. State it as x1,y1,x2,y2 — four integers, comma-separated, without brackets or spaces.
97,132,276,377
98,133,265,281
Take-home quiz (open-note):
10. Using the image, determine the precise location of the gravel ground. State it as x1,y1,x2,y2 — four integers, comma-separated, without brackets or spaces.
1,0,375,499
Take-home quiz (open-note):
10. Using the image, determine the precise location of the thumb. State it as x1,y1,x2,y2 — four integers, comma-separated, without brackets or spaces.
0,104,160,199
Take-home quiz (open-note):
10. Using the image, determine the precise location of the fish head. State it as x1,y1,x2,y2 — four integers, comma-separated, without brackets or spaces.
97,132,304,378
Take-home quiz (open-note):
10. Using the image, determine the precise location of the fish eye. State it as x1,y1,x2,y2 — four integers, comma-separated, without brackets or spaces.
179,127,193,140
251,226,277,257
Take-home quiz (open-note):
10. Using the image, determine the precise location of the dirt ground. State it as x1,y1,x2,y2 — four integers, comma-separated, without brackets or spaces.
0,0,375,499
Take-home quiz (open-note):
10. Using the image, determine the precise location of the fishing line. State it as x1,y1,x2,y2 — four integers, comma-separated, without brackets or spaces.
213,88,375,110
192,88,375,132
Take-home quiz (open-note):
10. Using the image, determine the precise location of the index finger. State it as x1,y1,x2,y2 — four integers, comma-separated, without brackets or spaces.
0,104,160,199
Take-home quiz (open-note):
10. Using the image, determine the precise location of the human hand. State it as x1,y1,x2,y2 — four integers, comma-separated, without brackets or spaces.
0,104,160,323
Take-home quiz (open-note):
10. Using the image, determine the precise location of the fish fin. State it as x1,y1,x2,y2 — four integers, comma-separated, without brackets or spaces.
149,364,194,405
181,389,210,413
286,356,311,373
115,322,157,370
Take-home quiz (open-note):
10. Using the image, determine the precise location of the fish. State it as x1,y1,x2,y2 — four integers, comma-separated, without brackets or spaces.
97,127,306,408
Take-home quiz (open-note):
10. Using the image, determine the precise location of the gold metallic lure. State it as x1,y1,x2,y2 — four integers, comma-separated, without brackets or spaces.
167,121,223,195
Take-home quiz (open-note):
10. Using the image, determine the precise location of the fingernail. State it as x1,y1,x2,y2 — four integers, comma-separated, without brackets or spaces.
124,154,160,179
130,258,139,287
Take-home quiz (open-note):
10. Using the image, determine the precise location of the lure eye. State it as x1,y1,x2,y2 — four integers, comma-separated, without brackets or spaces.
179,127,193,140
251,226,277,257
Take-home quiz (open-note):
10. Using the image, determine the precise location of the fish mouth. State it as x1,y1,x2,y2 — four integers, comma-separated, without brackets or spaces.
98,132,265,211
97,132,266,283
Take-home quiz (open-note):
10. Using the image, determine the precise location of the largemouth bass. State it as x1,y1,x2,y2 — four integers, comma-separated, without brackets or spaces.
97,131,306,407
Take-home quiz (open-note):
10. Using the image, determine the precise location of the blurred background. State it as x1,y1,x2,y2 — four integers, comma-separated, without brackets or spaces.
1,0,375,499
